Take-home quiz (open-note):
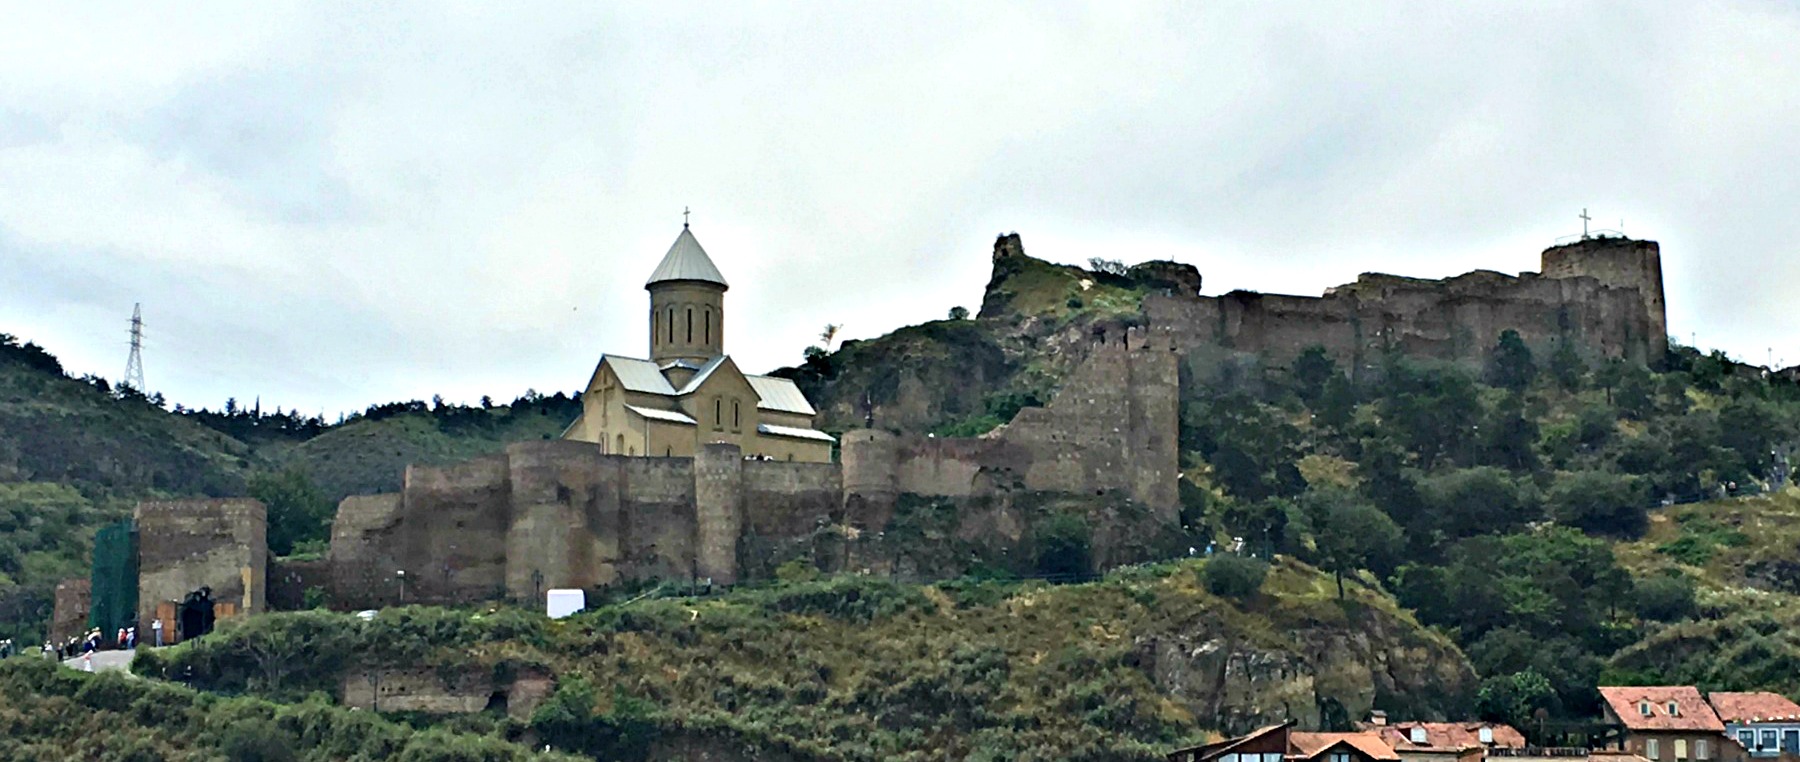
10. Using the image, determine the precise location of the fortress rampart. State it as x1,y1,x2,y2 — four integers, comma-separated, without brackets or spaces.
1140,236,1668,375
326,330,1180,607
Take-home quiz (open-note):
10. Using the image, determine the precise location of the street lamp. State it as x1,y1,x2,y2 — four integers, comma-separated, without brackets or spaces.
395,569,406,604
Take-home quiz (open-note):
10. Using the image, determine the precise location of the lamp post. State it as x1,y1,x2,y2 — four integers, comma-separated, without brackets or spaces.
396,569,406,604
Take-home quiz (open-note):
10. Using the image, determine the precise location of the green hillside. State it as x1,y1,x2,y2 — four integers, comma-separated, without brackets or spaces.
142,558,1472,761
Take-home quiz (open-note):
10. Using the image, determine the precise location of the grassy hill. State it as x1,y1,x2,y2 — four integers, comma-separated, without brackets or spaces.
143,558,1473,761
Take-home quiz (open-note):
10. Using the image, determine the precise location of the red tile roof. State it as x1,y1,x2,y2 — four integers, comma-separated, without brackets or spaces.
1169,723,1293,762
1708,692,1800,724
1375,723,1528,751
1599,686,1726,732
1290,732,1403,761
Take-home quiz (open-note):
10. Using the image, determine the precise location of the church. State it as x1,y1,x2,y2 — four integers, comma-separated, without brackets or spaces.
561,223,835,462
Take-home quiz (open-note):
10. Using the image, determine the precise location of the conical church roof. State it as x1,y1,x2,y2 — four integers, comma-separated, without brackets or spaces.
645,225,728,290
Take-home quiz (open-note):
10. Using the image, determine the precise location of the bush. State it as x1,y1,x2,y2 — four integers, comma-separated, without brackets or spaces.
1634,573,1698,622
1032,513,1093,582
1203,554,1268,600
221,717,297,762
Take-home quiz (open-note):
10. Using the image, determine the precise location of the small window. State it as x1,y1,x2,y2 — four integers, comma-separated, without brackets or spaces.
1647,739,1660,761
714,398,723,429
705,308,712,344
1675,739,1687,761
1669,702,1680,716
1762,730,1778,750
1330,752,1353,762
1641,702,1653,717
732,399,740,429
1696,739,1709,760
686,307,693,342
667,307,674,342
1740,731,1756,749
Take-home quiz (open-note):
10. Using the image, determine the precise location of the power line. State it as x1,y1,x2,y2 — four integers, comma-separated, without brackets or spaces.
123,303,145,393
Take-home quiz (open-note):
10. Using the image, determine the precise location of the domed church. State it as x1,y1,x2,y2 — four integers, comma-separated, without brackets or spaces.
561,223,835,462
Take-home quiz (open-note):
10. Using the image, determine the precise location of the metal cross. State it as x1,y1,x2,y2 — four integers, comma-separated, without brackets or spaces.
683,206,690,227
1579,208,1591,239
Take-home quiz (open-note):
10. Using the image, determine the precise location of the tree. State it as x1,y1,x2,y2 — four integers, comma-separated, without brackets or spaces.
1302,488,1402,598
1204,554,1269,600
1616,365,1656,420
1634,572,1698,622
819,324,842,349
1291,346,1337,404
1476,669,1555,736
248,469,334,556
1317,374,1357,431
1419,467,1539,540
1087,257,1128,276
948,306,970,320
1032,513,1093,581
1549,470,1647,537
1549,340,1586,391
1486,330,1537,391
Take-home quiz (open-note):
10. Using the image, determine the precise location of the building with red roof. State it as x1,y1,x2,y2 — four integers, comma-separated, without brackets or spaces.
1598,686,1729,762
1709,692,1800,757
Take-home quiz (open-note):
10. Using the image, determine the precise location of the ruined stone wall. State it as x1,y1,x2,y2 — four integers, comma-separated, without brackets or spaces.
1147,238,1669,376
134,499,266,627
327,494,403,609
340,666,550,719
50,578,89,641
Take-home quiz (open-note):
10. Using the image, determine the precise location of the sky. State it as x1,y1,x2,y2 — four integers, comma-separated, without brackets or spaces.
2,2,1796,418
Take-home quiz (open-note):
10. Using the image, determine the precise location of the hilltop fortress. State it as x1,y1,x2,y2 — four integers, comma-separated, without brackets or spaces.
80,226,1668,628
1134,233,1667,376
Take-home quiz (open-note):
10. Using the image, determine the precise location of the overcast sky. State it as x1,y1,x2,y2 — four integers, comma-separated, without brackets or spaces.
2,2,1796,418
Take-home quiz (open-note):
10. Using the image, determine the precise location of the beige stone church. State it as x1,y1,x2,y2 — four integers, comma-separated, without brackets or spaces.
561,224,834,462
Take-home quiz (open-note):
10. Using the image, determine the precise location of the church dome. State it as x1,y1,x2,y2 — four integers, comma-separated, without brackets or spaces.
645,226,728,290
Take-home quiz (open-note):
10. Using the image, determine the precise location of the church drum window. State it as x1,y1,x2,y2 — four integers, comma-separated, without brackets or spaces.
667,307,674,343
705,308,712,344
686,307,693,343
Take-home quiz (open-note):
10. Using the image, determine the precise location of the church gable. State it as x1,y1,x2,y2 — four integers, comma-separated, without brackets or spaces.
676,356,758,433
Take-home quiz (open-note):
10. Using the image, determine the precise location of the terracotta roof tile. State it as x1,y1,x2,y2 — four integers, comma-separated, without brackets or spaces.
1599,686,1726,732
1376,723,1527,751
1708,693,1800,724
1290,732,1403,761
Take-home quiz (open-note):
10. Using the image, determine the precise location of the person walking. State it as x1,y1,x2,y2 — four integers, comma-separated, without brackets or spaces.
152,618,163,648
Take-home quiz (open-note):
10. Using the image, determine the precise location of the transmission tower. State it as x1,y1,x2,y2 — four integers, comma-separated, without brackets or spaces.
123,303,145,393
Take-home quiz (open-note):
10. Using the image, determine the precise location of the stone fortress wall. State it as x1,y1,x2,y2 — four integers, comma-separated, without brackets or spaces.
1143,236,1669,377
326,329,1181,608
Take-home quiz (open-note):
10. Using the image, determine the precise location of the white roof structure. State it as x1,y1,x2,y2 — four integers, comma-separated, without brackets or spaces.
645,226,728,289
626,405,696,425
675,356,731,395
599,356,678,394
758,423,837,442
746,375,817,415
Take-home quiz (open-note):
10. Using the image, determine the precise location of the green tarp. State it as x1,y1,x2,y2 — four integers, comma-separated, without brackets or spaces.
88,520,137,631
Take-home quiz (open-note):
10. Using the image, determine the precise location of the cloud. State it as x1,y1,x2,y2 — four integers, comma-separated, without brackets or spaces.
2,1,1797,416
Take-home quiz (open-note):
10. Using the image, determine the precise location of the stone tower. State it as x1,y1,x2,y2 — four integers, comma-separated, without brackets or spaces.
1539,236,1667,364
647,224,729,366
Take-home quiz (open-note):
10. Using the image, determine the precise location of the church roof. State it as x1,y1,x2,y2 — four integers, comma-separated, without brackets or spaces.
646,226,728,290
746,375,816,415
758,423,836,442
599,356,679,395
625,405,696,425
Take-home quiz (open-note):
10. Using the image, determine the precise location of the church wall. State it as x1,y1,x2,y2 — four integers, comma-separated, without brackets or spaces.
750,435,832,463
647,421,696,458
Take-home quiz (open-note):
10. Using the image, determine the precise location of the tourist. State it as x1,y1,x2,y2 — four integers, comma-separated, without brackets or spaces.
152,618,163,647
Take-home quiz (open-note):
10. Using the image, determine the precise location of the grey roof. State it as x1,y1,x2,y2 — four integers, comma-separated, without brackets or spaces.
625,405,696,425
757,423,836,442
675,355,731,395
645,226,728,289
601,355,677,394
747,375,817,415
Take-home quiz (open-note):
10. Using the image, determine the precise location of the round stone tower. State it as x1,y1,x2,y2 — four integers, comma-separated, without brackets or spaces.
647,224,729,365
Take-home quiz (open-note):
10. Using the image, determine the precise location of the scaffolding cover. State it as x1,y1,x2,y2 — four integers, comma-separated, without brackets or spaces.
88,520,138,631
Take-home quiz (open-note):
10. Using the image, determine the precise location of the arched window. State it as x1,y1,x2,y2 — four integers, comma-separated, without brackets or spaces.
665,447,672,457
666,307,674,343
714,397,722,429
705,308,712,344
651,311,657,346
686,308,693,343
732,399,740,429
616,434,625,455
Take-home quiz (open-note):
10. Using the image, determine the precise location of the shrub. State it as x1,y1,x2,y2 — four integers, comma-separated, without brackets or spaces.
1634,573,1698,622
1032,513,1093,582
1203,554,1268,600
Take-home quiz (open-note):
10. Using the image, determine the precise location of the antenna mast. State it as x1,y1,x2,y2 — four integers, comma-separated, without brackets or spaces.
123,303,145,392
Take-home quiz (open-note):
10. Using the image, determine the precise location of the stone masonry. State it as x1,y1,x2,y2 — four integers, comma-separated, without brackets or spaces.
134,499,267,631
327,329,1180,606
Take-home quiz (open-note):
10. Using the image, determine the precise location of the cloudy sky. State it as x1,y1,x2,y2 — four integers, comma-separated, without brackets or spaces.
2,2,1796,417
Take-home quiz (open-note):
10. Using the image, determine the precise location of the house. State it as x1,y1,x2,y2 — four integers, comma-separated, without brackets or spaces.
1168,722,1295,762
1599,686,1730,762
1708,692,1800,757
1368,720,1528,762
1168,724,1401,762
1289,732,1405,762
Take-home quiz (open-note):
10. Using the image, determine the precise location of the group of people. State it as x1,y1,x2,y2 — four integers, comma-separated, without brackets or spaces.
39,625,142,661
0,637,13,658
